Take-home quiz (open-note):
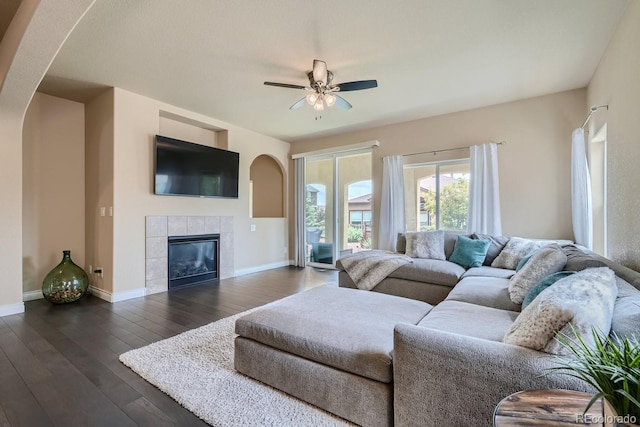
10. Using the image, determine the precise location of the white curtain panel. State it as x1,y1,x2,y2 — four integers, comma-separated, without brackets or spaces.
293,158,306,267
379,155,406,251
571,128,593,249
468,143,502,235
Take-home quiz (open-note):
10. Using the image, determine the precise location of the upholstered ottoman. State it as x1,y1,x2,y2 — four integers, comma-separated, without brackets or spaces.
234,285,432,427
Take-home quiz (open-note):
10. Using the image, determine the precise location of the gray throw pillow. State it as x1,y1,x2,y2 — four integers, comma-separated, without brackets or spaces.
561,244,608,271
611,276,640,339
396,233,407,254
508,244,567,304
503,267,618,355
404,231,446,260
471,233,510,266
491,237,547,270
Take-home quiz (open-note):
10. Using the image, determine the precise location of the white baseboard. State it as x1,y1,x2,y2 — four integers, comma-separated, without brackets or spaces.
89,286,146,303
23,290,44,301
234,260,292,277
0,302,25,317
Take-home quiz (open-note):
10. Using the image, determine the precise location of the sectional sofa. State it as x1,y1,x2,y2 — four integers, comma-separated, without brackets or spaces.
234,232,640,426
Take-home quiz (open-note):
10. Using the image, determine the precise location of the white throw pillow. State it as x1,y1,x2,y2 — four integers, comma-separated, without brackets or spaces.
491,237,547,270
404,231,445,260
508,244,567,304
503,267,618,355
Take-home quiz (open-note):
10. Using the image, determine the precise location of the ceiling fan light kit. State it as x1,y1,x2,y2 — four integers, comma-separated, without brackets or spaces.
264,59,378,112
306,90,336,111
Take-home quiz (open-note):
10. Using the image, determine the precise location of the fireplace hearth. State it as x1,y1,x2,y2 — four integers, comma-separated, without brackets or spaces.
168,234,220,289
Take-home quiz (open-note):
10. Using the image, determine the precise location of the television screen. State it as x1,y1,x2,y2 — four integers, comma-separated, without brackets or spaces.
154,135,239,198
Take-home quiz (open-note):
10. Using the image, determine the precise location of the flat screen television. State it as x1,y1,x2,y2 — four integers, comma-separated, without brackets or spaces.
154,135,239,198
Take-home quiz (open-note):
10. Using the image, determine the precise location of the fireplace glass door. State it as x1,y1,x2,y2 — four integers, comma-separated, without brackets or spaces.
168,234,219,288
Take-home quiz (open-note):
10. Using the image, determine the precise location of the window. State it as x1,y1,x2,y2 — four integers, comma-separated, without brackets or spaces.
349,210,372,227
590,124,607,256
404,160,470,232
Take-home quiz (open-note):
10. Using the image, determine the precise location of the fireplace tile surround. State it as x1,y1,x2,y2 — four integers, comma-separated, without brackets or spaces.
145,215,234,294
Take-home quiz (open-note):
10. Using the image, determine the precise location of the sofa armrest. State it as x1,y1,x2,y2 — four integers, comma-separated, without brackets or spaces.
393,324,593,427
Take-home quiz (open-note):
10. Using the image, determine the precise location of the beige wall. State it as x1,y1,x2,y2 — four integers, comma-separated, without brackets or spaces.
85,89,114,293
22,93,86,295
587,1,640,270
108,88,290,296
20,86,290,301
0,114,23,309
20,86,291,301
291,89,586,248
0,0,94,314
159,116,218,147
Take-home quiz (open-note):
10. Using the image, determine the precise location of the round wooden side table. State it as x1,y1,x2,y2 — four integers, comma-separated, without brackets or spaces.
494,389,604,426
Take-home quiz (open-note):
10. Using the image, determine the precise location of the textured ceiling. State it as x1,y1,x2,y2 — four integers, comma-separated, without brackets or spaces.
39,0,629,142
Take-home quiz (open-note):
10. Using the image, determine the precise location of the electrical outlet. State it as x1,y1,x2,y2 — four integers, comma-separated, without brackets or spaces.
250,224,256,232
283,246,288,254
88,264,93,275
94,267,103,278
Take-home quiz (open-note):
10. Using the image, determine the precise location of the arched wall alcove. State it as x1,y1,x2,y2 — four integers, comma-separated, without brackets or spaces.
250,154,285,218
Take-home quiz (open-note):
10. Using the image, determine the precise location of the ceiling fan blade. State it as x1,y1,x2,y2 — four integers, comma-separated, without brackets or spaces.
336,80,378,92
289,97,307,110
312,60,328,85
334,94,352,110
264,82,306,90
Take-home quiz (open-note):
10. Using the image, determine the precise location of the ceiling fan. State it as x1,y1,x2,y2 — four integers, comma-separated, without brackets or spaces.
264,59,378,111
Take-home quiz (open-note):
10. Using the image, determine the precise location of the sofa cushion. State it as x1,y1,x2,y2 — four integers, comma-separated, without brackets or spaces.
405,231,446,260
418,300,519,342
445,276,521,312
444,231,467,259
397,231,466,259
611,276,640,339
491,237,548,270
396,233,407,254
235,285,432,383
388,258,466,287
521,271,576,310
503,267,618,355
462,266,516,279
508,244,567,304
470,233,510,266
449,235,490,268
561,245,608,271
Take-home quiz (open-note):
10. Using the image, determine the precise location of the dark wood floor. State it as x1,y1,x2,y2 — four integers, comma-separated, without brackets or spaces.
0,266,338,427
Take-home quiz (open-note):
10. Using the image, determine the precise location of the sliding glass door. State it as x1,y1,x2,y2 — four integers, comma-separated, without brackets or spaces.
304,151,372,267
305,157,334,266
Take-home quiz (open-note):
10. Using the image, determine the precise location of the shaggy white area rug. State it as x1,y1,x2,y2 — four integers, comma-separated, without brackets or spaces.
119,310,353,427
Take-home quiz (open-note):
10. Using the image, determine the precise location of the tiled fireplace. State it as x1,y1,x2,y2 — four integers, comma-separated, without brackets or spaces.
145,216,234,294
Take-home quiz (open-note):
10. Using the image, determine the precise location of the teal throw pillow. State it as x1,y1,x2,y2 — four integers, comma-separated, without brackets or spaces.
521,271,576,310
449,235,491,268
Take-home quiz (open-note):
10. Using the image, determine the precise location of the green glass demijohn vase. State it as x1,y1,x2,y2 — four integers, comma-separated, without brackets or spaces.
42,250,89,304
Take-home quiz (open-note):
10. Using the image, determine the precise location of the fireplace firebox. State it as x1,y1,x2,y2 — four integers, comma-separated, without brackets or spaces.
168,234,220,289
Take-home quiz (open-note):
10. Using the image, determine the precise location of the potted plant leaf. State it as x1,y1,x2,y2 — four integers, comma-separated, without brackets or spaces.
551,327,640,427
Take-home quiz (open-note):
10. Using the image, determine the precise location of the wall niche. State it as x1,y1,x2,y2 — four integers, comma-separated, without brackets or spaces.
250,154,285,218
